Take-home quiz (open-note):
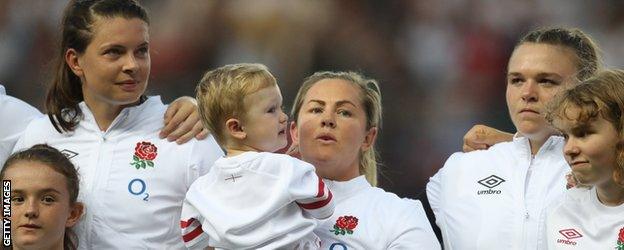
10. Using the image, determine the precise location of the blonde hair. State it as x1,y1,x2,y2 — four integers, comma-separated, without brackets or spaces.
291,71,382,186
196,63,276,146
547,69,624,186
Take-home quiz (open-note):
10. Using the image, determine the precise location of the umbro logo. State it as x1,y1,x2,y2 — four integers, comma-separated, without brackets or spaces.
60,149,78,159
477,175,505,195
557,228,582,245
478,175,505,188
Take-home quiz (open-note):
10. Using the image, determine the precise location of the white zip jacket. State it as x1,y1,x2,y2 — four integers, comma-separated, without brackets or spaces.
315,175,441,249
0,84,42,165
13,96,223,249
544,187,624,249
427,136,569,250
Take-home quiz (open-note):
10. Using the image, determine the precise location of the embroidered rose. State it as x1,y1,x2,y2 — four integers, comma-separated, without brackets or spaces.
330,216,358,235
131,141,157,169
135,141,157,160
617,227,624,250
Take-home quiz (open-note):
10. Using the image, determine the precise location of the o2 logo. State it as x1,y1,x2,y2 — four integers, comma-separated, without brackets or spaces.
329,243,347,250
128,178,149,201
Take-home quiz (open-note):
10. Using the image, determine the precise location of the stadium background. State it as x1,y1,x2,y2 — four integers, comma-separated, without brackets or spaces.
2,0,624,199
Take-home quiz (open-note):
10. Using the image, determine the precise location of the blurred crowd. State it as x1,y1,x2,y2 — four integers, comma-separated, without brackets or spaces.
2,0,624,198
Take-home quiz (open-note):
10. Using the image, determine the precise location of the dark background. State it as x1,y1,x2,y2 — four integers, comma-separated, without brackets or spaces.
2,0,624,198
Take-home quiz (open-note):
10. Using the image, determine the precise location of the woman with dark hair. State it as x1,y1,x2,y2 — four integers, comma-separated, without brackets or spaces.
13,0,223,248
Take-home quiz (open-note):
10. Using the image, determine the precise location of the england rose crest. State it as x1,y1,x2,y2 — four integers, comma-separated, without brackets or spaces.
617,227,624,250
329,215,358,235
130,141,157,169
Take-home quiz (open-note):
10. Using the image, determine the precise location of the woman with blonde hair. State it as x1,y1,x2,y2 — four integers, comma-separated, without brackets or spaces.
290,71,440,249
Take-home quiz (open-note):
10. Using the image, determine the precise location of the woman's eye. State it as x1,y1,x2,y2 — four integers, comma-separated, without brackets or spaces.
267,107,276,113
42,196,56,203
540,79,559,86
105,49,122,56
136,47,149,57
309,107,322,114
508,78,522,85
337,110,352,117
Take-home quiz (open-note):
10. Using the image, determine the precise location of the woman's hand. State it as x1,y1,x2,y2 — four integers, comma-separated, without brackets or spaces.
159,96,209,144
462,124,513,152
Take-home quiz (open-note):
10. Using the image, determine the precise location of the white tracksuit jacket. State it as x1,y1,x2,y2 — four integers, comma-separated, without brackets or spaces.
427,136,569,250
315,175,441,249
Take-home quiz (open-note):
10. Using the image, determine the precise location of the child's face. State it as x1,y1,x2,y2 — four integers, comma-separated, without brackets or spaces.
5,161,81,249
555,106,620,186
241,84,288,152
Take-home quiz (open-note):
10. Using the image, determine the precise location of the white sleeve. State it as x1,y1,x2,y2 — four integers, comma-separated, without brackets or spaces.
426,152,463,226
180,195,211,250
289,159,335,220
0,94,42,165
186,135,223,188
386,199,441,250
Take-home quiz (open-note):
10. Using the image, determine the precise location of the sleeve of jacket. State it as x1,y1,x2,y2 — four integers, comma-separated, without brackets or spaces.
289,157,335,220
180,193,211,250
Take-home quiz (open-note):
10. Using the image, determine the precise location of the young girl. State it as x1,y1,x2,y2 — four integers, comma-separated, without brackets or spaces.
544,69,624,249
2,144,83,250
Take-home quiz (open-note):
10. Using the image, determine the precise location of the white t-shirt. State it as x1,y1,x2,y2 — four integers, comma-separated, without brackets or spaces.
181,151,334,250
315,175,441,249
0,84,42,165
545,187,624,249
427,136,569,249
14,96,223,249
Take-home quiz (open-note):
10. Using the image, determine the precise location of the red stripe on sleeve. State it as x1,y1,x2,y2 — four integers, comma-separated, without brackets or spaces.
182,225,204,243
316,178,325,198
299,190,333,210
180,218,196,229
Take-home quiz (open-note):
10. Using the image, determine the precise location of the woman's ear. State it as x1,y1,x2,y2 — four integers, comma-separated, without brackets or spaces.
289,121,299,144
66,202,84,227
65,48,84,77
361,127,378,152
226,118,246,140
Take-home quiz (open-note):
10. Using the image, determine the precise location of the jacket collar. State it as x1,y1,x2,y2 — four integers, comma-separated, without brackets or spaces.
77,96,164,135
324,175,370,203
